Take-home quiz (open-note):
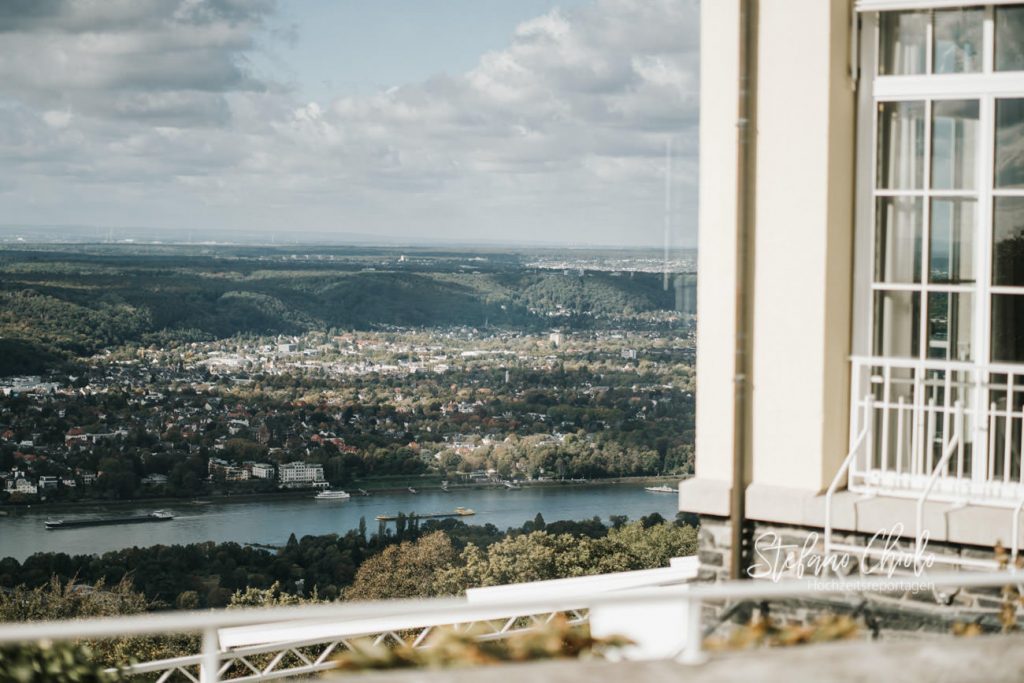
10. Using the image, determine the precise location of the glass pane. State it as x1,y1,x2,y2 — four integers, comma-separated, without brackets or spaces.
996,6,1024,72
876,197,922,283
874,290,921,358
934,8,983,74
877,101,925,189
994,197,1024,287
931,100,979,190
930,198,975,284
880,11,928,75
996,99,1024,188
927,292,973,361
992,294,1024,363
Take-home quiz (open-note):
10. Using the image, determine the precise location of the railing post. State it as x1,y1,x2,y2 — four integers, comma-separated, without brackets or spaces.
825,395,872,566
200,626,220,683
677,596,706,665
915,402,962,558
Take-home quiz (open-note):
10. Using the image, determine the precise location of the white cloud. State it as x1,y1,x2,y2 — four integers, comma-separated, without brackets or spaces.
42,109,72,128
0,0,699,247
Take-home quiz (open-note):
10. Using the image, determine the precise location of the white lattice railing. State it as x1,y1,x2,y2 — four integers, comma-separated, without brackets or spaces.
1,567,1023,683
124,604,592,682
848,356,1024,504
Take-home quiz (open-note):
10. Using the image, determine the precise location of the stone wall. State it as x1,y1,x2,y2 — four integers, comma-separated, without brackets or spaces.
696,515,1015,639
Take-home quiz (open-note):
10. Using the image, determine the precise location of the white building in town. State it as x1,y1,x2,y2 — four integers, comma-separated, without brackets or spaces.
277,461,327,488
5,477,38,495
681,0,1024,578
250,463,275,479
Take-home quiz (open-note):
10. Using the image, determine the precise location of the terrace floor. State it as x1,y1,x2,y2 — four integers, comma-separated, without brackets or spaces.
326,634,1024,683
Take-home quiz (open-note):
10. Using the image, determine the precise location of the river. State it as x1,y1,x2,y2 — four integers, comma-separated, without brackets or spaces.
0,485,681,561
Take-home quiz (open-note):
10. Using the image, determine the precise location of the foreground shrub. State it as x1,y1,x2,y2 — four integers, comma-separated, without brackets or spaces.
0,578,196,672
331,615,631,672
0,641,123,683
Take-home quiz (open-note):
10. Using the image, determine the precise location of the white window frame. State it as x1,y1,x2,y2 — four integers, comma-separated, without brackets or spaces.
856,6,1024,364
853,4,1024,492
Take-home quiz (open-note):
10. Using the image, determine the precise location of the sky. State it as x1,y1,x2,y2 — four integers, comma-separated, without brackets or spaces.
0,0,700,248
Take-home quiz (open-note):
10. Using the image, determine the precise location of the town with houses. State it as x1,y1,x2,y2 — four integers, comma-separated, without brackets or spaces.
0,325,695,504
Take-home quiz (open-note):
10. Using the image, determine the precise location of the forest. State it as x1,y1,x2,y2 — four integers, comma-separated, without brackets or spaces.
0,246,681,374
0,513,697,609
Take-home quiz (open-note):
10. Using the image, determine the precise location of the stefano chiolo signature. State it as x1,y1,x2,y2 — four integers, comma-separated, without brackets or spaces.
747,523,935,581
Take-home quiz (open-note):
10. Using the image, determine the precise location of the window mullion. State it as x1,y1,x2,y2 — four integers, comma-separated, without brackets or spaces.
921,98,932,360
925,9,934,75
983,5,995,74
977,94,994,369
972,91,995,482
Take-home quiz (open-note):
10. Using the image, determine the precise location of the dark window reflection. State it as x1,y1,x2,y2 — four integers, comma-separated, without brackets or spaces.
996,99,1024,188
994,197,1024,287
992,294,1024,363
996,6,1024,71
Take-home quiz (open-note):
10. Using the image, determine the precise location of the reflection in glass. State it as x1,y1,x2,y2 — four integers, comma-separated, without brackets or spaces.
934,8,983,74
996,6,1024,72
876,197,922,283
931,100,979,190
930,199,974,284
994,197,1024,287
880,11,928,75
874,290,921,358
992,294,1024,363
996,99,1024,188
877,101,925,189
928,292,973,361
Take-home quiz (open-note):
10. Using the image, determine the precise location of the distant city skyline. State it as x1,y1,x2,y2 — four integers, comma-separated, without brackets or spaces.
0,0,699,248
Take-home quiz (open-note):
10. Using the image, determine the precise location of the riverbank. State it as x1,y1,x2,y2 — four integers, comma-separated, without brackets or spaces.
0,475,686,514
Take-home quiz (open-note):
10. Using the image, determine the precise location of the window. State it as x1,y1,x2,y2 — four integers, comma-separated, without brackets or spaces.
853,4,1024,495
934,8,983,74
864,5,1024,366
879,11,928,75
996,5,1024,71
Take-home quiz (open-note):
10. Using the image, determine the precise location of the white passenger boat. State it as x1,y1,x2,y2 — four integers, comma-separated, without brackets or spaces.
315,490,351,500
644,485,677,493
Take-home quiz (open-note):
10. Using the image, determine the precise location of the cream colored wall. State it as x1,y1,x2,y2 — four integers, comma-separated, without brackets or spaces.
694,0,741,484
750,0,855,492
691,0,856,500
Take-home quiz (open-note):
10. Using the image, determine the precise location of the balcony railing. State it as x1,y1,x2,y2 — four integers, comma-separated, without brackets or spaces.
0,568,1021,683
848,356,1024,504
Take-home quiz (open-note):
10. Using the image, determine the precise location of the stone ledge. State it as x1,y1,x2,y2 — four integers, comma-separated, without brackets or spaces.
682,480,1024,548
744,484,1024,549
677,478,731,517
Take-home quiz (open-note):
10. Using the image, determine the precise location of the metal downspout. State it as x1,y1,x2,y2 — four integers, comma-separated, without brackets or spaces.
731,0,758,580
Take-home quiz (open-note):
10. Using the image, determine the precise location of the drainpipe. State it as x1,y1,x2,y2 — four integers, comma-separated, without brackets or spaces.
731,0,758,580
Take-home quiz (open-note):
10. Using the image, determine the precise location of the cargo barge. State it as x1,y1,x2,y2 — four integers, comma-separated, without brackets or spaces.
44,510,175,530
375,507,474,522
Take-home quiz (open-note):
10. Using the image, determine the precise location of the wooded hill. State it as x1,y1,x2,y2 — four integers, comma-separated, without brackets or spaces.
0,246,681,373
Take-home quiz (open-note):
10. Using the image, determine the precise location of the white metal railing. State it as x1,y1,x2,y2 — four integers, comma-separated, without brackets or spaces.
848,356,1024,504
1,570,1023,682
126,602,593,682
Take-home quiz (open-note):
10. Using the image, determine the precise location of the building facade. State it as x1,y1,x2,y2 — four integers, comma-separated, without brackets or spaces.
277,461,327,488
681,0,1024,585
